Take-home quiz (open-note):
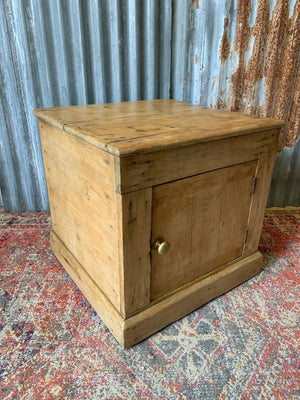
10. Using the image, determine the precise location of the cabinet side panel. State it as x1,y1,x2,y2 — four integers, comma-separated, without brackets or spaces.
50,231,125,347
244,153,278,255
118,188,152,317
39,120,121,310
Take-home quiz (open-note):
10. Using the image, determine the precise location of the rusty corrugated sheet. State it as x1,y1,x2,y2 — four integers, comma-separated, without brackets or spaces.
226,0,299,150
0,0,299,211
172,0,300,206
173,0,299,150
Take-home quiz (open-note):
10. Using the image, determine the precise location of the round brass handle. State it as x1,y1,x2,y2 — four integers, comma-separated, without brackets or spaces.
152,237,170,256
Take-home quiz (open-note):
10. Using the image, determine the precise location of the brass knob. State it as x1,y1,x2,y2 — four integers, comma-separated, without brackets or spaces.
152,237,170,255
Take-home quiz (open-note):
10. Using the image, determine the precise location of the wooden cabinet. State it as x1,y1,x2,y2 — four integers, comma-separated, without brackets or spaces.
34,100,283,347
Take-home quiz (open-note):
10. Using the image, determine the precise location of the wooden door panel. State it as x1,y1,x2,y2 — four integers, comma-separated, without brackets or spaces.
191,187,221,266
151,160,257,300
151,194,193,297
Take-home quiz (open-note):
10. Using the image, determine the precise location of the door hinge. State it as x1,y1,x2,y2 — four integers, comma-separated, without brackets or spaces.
251,176,257,195
243,227,249,244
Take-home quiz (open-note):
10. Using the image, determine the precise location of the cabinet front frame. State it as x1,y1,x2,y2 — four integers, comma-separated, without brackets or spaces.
116,130,279,194
120,130,279,317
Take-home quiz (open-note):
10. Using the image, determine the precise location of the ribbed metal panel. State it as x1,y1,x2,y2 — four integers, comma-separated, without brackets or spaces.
0,0,172,211
0,187,3,208
268,137,300,207
172,0,300,207
0,0,299,211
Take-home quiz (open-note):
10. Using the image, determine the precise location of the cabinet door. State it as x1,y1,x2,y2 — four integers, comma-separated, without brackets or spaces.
151,160,257,300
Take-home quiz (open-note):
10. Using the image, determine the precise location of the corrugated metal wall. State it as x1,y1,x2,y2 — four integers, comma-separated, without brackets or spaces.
0,0,299,211
0,188,3,209
171,0,300,207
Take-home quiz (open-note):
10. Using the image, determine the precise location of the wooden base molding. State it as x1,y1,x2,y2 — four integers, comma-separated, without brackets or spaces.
51,231,263,348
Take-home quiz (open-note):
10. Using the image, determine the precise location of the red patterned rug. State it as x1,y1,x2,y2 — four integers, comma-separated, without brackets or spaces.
0,209,299,399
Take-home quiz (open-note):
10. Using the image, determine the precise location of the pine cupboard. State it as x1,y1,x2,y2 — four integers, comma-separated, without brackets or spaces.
34,100,283,347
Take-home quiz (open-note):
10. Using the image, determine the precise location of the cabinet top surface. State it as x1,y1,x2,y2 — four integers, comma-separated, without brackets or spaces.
34,100,283,157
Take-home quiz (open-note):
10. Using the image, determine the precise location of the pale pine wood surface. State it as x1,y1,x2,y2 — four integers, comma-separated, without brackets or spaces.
50,231,125,346
39,121,122,311
244,154,278,256
151,161,257,299
117,189,152,317
116,130,279,193
35,100,281,347
34,100,284,157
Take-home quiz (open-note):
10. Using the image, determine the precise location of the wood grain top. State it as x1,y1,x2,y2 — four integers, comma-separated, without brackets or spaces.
34,100,284,157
